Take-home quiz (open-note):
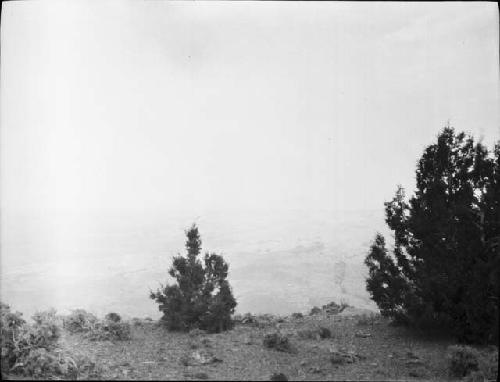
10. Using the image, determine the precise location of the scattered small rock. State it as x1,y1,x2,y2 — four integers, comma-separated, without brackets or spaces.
201,338,212,347
355,332,372,338
329,346,358,364
179,355,190,366
405,359,424,367
406,351,419,359
193,372,209,380
191,350,222,365
308,366,323,374
409,369,424,378
184,372,210,380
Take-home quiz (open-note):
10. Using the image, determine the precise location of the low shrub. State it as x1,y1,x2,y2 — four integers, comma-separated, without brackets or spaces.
447,345,480,377
1,303,81,380
238,313,276,328
189,328,207,337
297,326,331,340
232,314,244,323
270,372,288,381
263,332,294,353
322,301,350,315
63,309,131,341
241,313,256,324
30,308,61,347
458,349,498,382
291,312,303,319
478,349,498,380
105,312,121,323
1,303,107,379
1,306,61,370
1,303,27,373
192,372,209,380
131,317,155,327
309,306,321,316
446,345,498,380
319,326,332,339
297,328,320,340
84,320,131,342
72,353,105,380
63,309,98,334
256,314,275,324
12,347,78,379
462,347,498,382
356,312,380,326
131,317,143,327
1,302,26,329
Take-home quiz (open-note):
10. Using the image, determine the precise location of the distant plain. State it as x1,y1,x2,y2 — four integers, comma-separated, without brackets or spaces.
0,209,387,318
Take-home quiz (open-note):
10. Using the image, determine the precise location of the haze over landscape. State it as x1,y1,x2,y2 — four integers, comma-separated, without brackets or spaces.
1,2,499,319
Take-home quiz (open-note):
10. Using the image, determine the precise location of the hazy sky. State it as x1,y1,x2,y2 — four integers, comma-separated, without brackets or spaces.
1,1,499,215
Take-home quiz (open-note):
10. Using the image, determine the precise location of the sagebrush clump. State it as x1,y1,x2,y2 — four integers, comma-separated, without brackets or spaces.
105,312,121,323
150,224,237,333
309,306,321,316
447,345,498,380
447,345,480,377
85,320,132,342
297,326,331,340
63,309,99,334
263,332,294,353
356,312,380,327
63,309,131,341
1,303,78,379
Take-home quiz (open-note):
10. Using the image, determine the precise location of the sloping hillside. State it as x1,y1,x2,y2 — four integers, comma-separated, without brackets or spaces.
50,310,485,381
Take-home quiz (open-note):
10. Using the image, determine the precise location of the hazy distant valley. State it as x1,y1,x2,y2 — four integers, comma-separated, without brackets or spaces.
1,209,387,318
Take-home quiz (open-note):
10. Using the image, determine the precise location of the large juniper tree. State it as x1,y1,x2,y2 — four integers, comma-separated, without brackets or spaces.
150,224,237,332
365,127,499,343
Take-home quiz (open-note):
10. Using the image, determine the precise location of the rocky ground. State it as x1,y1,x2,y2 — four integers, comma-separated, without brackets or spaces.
50,307,482,381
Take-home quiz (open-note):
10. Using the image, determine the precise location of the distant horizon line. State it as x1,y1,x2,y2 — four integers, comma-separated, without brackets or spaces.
1,206,385,215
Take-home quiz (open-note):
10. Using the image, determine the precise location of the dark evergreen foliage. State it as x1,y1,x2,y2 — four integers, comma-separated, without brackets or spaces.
150,224,237,333
365,127,499,343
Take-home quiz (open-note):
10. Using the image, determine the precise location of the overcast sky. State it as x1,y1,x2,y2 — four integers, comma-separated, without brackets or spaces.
1,1,499,215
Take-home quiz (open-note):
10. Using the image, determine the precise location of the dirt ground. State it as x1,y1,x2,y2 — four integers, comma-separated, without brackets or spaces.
55,311,472,381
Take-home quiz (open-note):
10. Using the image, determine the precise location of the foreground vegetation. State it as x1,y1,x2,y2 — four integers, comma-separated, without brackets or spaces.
2,303,497,380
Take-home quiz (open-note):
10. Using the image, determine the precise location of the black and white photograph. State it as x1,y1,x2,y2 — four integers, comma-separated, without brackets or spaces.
0,1,498,380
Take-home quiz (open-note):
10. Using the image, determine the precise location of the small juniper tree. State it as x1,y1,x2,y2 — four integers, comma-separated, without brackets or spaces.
150,224,237,332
